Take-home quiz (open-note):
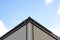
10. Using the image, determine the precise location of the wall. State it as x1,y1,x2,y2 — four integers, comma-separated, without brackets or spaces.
34,26,56,40
4,22,56,40
4,25,26,40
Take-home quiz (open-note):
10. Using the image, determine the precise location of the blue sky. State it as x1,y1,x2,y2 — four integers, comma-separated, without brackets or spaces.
0,0,60,37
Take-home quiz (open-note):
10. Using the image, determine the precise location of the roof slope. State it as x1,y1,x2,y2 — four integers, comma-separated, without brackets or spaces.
0,17,60,40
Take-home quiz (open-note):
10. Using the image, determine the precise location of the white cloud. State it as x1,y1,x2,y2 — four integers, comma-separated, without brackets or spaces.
45,0,53,5
0,20,8,37
52,29,60,37
50,26,60,37
57,7,60,15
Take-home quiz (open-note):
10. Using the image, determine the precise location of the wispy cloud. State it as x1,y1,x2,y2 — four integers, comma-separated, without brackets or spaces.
45,0,54,5
57,7,60,15
0,20,8,37
52,30,60,37
50,26,60,37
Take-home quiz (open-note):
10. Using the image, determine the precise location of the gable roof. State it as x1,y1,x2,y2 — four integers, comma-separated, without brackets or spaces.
0,17,60,40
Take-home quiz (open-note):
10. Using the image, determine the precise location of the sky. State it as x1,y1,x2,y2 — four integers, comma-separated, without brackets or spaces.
0,0,60,37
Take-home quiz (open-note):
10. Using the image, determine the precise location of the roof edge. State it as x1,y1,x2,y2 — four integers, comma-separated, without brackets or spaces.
0,17,59,40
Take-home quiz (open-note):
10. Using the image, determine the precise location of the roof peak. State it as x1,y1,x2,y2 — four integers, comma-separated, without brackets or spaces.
27,17,33,20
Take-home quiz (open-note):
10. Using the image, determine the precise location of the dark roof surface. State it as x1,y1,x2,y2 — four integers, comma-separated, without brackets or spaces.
0,17,60,40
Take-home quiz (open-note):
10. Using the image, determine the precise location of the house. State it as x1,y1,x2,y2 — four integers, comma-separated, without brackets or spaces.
0,17,60,40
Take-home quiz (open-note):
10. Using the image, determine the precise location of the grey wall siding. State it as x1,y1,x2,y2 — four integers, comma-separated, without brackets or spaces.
34,26,56,40
4,22,57,40
27,23,33,40
4,25,26,40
